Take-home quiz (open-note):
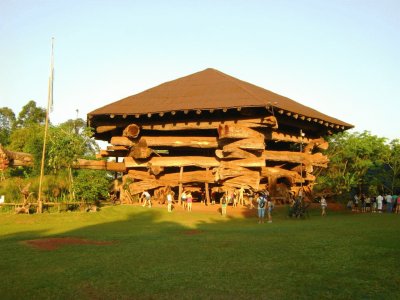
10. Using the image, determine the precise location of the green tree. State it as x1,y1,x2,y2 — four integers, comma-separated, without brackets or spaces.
73,170,110,203
381,139,400,193
8,124,46,176
316,131,387,199
15,100,46,128
48,119,98,172
0,107,16,146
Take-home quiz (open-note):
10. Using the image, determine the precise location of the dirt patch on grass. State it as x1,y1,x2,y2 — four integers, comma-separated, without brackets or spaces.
183,229,203,235
22,237,115,251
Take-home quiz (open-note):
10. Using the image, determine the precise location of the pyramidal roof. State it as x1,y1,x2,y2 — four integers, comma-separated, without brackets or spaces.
89,68,353,128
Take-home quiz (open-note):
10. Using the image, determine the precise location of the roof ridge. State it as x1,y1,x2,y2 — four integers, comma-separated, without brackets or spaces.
214,69,266,104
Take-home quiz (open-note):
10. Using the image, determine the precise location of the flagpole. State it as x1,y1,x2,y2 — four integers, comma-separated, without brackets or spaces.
37,37,54,213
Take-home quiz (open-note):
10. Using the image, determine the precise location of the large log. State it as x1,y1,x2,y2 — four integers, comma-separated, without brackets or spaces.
161,170,214,184
127,170,155,181
141,136,219,148
122,124,140,139
140,117,278,131
124,156,219,168
303,138,329,152
124,156,265,168
215,148,259,159
129,138,152,159
125,169,214,190
97,149,129,158
111,136,219,148
222,174,260,190
96,125,117,134
213,166,259,181
110,136,135,147
222,138,265,151
260,167,303,183
263,151,328,168
74,159,126,172
0,145,33,168
219,157,265,168
218,124,264,139
266,131,329,152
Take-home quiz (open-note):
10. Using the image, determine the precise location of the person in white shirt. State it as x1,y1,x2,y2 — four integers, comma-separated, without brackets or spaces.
376,194,383,213
142,191,152,208
320,196,327,216
167,192,173,212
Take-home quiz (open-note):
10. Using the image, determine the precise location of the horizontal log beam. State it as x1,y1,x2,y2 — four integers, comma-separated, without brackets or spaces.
111,136,219,148
0,145,33,168
213,166,259,181
73,159,126,172
266,131,328,151
260,167,302,182
222,138,265,151
97,150,128,158
141,136,219,148
140,117,278,131
215,148,259,159
222,174,260,190
96,125,117,133
124,156,220,168
263,151,328,168
218,124,264,139
124,156,265,168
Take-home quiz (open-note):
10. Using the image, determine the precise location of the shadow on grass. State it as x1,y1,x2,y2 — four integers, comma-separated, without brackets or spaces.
0,205,399,299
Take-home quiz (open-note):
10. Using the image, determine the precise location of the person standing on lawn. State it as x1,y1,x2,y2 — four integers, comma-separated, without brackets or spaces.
385,194,393,213
187,192,193,211
167,191,173,212
257,192,266,224
320,196,327,216
392,194,398,212
377,194,383,213
221,192,228,216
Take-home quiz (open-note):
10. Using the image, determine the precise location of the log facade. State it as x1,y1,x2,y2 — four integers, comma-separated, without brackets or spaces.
83,68,353,202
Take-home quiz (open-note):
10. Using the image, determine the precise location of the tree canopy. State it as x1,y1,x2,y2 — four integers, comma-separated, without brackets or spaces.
0,107,16,146
315,131,399,200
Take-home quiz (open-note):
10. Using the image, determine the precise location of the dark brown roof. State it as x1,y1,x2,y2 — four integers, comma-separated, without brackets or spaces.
89,68,353,128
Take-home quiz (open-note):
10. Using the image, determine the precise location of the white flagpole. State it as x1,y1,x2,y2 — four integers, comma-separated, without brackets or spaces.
37,37,54,213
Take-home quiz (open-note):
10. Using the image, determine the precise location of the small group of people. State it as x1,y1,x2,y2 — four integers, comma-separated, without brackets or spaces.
212,186,247,208
255,190,274,224
348,193,400,213
180,190,193,212
140,186,276,223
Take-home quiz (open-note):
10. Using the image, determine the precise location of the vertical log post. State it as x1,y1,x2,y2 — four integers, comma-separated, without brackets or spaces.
178,166,184,206
205,167,210,206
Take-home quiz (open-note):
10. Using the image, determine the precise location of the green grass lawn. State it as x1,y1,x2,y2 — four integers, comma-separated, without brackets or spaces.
0,205,399,299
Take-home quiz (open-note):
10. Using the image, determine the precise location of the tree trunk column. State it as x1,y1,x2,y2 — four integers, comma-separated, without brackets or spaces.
205,167,210,205
178,166,183,205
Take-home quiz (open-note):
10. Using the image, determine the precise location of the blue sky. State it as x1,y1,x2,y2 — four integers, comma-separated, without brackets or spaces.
1,0,399,140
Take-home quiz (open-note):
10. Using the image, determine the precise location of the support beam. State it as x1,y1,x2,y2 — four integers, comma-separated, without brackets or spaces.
111,136,219,148
96,125,117,134
74,159,126,172
218,124,264,139
0,145,33,168
124,156,265,168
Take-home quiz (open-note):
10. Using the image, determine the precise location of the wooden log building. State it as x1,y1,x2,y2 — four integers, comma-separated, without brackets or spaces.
82,68,353,203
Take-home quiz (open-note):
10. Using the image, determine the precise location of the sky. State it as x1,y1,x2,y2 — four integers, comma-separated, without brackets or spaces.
0,0,399,141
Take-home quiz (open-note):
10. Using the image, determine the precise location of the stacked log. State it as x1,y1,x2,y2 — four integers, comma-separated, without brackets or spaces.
76,117,329,202
0,145,34,169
